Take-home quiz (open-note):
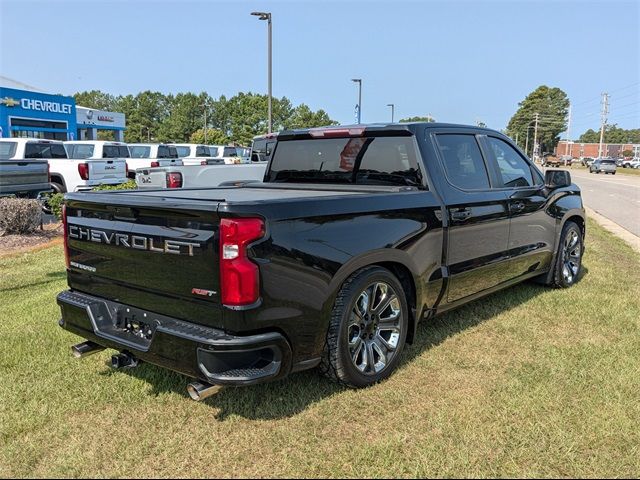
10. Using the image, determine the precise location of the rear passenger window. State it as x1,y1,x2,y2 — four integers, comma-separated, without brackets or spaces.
487,137,534,188
435,134,490,190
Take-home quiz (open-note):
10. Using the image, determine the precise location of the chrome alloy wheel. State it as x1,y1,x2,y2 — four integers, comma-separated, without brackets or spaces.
562,229,582,284
347,282,402,375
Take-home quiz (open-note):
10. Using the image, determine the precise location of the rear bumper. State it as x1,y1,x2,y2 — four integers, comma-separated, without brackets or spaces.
57,290,292,386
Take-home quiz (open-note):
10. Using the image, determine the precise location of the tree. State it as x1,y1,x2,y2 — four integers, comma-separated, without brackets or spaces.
284,104,337,130
578,125,640,144
506,85,569,157
623,149,634,158
73,90,117,110
399,115,435,123
189,128,228,145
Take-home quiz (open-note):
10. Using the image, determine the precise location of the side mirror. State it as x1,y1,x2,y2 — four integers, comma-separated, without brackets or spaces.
545,169,571,189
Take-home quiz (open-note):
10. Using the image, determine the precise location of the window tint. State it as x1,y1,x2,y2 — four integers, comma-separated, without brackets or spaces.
208,146,219,157
103,145,130,158
435,134,490,190
487,137,533,188
24,142,67,159
268,136,423,187
168,146,178,158
195,146,209,157
223,146,238,157
157,146,174,158
129,146,151,158
0,142,17,159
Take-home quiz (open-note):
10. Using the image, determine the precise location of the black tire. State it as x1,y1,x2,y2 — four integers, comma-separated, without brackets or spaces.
612,172,616,175
320,266,409,388
41,182,66,214
549,221,583,288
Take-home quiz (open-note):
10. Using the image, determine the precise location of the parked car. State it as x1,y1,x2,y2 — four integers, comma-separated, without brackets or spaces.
621,157,637,168
581,157,595,167
127,144,184,178
135,162,264,189
589,158,617,174
169,143,219,166
629,157,640,169
58,123,585,400
541,153,561,167
0,138,51,198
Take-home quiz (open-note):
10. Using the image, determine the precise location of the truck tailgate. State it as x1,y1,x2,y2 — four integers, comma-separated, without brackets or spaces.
88,158,127,182
65,193,224,326
0,159,49,195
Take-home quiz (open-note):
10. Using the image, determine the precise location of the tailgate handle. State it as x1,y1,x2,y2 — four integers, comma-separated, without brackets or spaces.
107,160,113,164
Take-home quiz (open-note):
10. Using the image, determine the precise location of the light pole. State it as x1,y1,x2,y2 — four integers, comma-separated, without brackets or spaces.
251,11,272,133
201,102,208,143
387,103,395,122
352,78,362,124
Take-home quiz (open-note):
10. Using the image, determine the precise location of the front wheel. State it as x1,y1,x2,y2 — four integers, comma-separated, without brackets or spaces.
320,266,409,388
550,221,583,288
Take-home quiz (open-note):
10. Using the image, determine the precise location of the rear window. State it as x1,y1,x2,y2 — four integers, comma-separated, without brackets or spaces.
223,147,238,157
129,146,151,158
435,134,490,190
601,160,616,165
208,146,220,157
24,142,67,159
174,146,190,157
195,146,209,157
68,144,94,159
103,145,130,158
157,146,177,158
267,136,423,187
0,142,17,159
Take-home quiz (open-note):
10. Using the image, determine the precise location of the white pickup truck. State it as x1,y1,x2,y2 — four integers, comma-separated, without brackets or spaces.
0,138,51,198
127,143,183,178
135,163,267,190
58,140,128,193
208,145,249,164
169,143,221,166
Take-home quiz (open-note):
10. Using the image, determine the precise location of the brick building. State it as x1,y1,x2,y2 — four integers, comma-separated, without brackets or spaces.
556,141,640,158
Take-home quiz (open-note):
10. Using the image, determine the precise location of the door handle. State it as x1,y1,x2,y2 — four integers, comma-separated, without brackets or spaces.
511,201,526,212
451,208,472,221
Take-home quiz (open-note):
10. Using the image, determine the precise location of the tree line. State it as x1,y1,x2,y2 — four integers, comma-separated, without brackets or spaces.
577,125,640,144
74,90,337,146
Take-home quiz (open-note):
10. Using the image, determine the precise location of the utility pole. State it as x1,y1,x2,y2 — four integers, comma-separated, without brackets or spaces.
566,104,572,158
387,103,395,122
598,92,609,158
203,103,208,143
352,79,362,123
532,113,540,162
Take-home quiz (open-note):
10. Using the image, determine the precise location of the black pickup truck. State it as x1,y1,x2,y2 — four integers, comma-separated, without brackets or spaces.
57,123,585,400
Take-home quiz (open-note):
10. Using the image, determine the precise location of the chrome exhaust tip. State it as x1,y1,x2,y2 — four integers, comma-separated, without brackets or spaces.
187,382,222,401
71,341,104,358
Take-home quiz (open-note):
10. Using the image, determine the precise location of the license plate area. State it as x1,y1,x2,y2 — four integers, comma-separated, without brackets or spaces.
87,301,159,351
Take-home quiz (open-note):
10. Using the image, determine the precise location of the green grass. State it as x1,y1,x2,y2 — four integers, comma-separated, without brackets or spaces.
569,163,640,176
1,220,639,477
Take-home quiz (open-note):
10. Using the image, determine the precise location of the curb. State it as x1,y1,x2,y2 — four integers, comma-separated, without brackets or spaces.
585,206,640,253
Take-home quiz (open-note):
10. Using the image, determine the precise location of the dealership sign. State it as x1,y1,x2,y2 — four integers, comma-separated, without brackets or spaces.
20,98,73,114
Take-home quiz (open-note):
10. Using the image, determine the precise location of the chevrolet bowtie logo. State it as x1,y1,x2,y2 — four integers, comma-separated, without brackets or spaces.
0,97,20,107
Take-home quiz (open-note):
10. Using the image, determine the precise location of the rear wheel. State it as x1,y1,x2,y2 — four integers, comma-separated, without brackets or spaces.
320,266,408,388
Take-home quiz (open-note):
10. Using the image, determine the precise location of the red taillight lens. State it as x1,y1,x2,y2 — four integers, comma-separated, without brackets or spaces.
220,218,265,306
62,204,70,269
151,161,159,168
166,172,182,188
201,160,207,166
78,162,89,180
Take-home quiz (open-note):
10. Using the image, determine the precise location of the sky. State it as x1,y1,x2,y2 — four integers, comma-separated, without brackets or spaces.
1,0,638,136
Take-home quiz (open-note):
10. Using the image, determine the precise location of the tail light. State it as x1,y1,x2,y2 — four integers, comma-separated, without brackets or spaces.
220,218,265,306
201,160,207,166
166,172,183,188
309,127,365,138
62,204,70,269
78,162,89,180
151,161,159,167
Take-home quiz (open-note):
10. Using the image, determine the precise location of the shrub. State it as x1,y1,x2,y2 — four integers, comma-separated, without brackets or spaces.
47,193,65,221
92,180,137,191
0,198,42,235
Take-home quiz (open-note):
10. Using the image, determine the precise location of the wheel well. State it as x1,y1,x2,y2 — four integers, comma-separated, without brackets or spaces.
566,215,585,238
376,262,417,344
50,174,65,187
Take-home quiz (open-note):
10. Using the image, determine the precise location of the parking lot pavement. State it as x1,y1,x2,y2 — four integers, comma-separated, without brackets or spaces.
549,167,640,237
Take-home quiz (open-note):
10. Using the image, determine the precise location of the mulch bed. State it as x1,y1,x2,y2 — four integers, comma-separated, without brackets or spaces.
0,222,63,257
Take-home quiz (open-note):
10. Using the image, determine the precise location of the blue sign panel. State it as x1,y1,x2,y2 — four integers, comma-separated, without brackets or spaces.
0,87,76,139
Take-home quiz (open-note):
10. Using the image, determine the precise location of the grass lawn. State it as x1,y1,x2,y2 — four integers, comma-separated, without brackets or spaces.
1,220,639,477
569,163,640,176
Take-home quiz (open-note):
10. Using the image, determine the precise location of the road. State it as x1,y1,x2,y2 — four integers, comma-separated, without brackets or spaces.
549,168,640,237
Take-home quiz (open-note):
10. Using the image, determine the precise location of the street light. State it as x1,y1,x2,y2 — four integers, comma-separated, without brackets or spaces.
251,11,272,133
352,78,362,124
387,103,395,122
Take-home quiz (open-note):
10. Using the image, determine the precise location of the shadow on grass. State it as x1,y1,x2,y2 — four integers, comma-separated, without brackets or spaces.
106,268,589,421
0,271,66,293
